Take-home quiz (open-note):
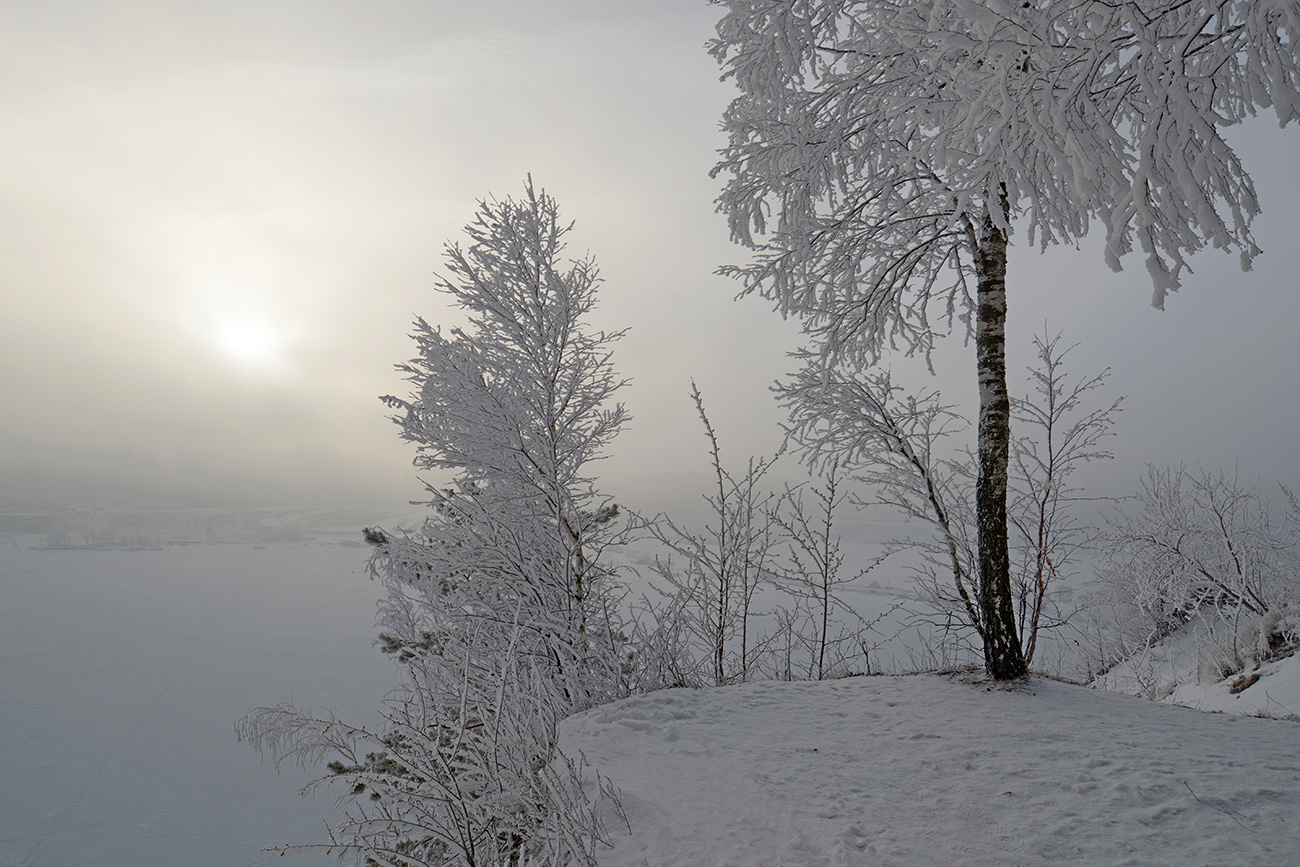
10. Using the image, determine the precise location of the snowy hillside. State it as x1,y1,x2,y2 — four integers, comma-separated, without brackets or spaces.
1093,617,1300,719
562,674,1300,866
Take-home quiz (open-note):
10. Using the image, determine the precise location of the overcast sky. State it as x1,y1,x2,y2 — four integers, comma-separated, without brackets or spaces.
3,1,1298,517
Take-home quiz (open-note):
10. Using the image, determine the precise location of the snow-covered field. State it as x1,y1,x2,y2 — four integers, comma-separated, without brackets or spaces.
564,674,1300,866
5,516,1298,866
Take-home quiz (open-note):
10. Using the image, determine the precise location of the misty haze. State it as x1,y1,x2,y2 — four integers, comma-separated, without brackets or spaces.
4,2,1300,866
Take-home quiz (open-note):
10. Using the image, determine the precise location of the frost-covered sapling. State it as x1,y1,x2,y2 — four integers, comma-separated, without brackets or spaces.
1008,331,1121,666
778,332,1119,672
639,384,781,686
779,355,982,665
772,462,893,680
240,180,629,867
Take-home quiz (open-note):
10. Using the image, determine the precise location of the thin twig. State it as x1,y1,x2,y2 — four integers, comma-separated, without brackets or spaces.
1183,781,1255,832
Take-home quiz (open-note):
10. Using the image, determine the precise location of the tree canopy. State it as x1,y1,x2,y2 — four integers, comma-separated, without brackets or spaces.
712,0,1300,360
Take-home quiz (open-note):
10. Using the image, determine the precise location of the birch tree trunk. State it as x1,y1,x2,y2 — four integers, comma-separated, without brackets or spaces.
974,212,1029,680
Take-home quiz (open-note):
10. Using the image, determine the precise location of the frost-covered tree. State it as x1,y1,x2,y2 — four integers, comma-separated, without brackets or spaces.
710,0,1300,678
376,179,631,696
1097,466,1300,666
240,181,629,867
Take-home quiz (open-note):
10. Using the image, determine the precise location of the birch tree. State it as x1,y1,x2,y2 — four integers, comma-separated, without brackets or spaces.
710,0,1300,678
240,181,629,866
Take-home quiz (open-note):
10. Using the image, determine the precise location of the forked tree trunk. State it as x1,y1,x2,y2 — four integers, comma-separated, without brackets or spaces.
973,214,1030,681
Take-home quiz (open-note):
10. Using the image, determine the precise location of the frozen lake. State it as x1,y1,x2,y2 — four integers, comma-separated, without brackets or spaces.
1,531,395,867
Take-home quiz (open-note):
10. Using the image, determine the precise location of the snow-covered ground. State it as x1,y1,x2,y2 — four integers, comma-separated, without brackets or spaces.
563,673,1300,866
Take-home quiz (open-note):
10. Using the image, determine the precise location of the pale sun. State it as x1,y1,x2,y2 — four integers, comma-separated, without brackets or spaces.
212,316,285,367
